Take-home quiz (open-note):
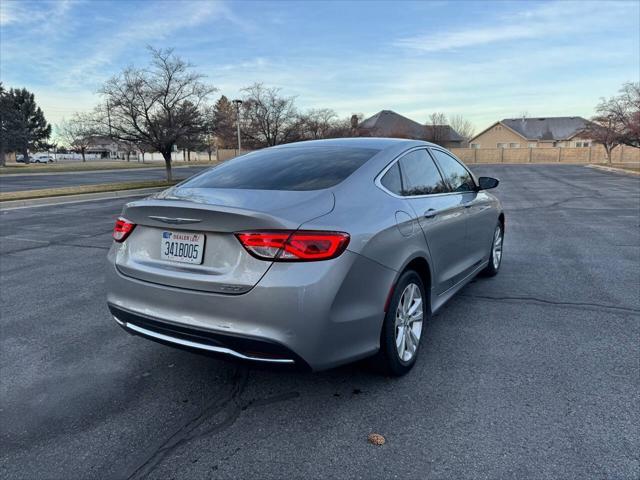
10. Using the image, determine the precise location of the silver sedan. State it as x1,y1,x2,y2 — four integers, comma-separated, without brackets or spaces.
106,138,504,375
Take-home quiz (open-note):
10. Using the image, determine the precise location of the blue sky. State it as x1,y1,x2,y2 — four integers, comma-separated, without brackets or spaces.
1,0,638,133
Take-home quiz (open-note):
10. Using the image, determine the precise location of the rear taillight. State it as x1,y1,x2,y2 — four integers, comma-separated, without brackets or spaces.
235,231,350,261
113,217,136,242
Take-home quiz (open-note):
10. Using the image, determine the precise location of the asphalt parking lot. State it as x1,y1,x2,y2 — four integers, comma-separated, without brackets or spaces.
0,166,209,192
1,164,638,479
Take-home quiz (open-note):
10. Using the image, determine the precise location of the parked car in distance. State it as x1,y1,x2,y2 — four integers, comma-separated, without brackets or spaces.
15,154,53,163
32,155,54,163
107,138,504,375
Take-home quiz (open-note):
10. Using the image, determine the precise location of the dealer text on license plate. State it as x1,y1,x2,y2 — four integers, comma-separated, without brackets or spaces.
160,231,205,264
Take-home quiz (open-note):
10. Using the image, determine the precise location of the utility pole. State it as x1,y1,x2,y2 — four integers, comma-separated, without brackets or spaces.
232,99,242,154
107,100,112,137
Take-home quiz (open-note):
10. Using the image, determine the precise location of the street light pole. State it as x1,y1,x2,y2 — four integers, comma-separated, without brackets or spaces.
232,99,243,154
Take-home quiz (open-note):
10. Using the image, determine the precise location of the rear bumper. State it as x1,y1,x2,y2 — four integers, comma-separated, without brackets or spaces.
109,304,308,368
106,247,396,371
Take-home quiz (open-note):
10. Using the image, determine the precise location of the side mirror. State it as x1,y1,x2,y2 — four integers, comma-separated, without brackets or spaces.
478,176,499,190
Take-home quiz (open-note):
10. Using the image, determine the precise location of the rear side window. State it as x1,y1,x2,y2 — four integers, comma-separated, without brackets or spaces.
182,146,379,191
398,149,449,196
380,162,403,195
430,149,475,192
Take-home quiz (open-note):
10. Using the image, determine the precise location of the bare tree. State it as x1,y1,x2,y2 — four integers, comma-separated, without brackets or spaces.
425,112,448,146
323,115,356,138
203,134,216,162
298,108,338,140
240,83,298,147
96,47,216,181
592,82,640,147
448,114,476,144
119,139,140,162
137,141,153,163
57,113,97,162
584,115,621,164
583,82,640,163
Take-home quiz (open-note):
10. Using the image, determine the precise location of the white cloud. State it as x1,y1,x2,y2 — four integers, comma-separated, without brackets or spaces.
395,24,535,52
0,0,28,26
0,0,74,26
395,1,634,52
61,1,236,85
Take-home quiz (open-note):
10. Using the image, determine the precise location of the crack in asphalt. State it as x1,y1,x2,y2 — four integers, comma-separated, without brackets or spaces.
1,230,112,254
506,195,595,212
3,241,109,254
504,194,639,213
460,294,640,314
123,367,299,480
123,367,249,480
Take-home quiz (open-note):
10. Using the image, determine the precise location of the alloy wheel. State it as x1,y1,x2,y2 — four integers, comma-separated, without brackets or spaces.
492,226,503,269
394,282,423,362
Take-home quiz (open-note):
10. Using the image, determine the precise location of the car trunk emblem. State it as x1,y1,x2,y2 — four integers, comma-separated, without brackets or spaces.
148,216,202,225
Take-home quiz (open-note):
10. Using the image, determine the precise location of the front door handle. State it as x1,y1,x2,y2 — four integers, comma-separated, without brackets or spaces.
424,208,438,218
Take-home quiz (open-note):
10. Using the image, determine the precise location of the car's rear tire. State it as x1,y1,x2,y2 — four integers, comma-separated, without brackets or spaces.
374,270,427,376
481,222,503,277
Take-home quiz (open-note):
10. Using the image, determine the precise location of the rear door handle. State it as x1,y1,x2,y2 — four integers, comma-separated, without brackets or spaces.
464,203,473,209
424,208,438,218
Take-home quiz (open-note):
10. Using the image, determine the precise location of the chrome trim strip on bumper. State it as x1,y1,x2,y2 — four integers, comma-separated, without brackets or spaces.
113,316,295,364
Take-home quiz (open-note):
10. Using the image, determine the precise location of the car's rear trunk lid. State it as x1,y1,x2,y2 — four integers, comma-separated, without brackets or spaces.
114,187,334,293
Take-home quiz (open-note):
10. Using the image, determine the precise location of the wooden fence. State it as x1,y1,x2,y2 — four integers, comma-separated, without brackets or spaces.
450,145,640,165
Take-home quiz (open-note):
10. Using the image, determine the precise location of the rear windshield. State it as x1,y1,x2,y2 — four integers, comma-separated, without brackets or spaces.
182,146,380,191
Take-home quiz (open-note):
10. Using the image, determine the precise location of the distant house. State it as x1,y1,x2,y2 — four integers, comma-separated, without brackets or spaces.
469,117,593,149
86,136,132,159
356,110,464,148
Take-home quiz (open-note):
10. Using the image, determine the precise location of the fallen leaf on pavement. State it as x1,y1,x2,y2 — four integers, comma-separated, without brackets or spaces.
368,433,385,446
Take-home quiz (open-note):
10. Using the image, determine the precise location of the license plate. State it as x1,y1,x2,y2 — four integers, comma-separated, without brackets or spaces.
160,231,205,264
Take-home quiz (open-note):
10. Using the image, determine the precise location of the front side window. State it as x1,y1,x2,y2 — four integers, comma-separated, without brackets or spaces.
397,149,449,196
430,149,475,192
182,146,380,191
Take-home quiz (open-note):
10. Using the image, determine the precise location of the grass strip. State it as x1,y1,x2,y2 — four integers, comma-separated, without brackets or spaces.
0,180,177,202
610,165,640,173
0,160,216,175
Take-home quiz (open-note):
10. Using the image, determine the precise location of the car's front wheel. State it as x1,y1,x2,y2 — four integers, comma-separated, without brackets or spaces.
481,222,503,277
375,270,427,376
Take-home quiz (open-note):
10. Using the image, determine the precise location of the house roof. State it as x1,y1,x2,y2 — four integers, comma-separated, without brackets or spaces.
275,137,422,150
357,110,463,142
501,117,589,141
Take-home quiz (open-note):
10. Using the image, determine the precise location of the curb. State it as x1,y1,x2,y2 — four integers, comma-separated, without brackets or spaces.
0,187,165,210
586,164,640,176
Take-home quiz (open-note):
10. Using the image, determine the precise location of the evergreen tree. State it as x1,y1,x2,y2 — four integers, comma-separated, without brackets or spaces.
1,87,51,163
0,83,19,166
212,95,237,148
